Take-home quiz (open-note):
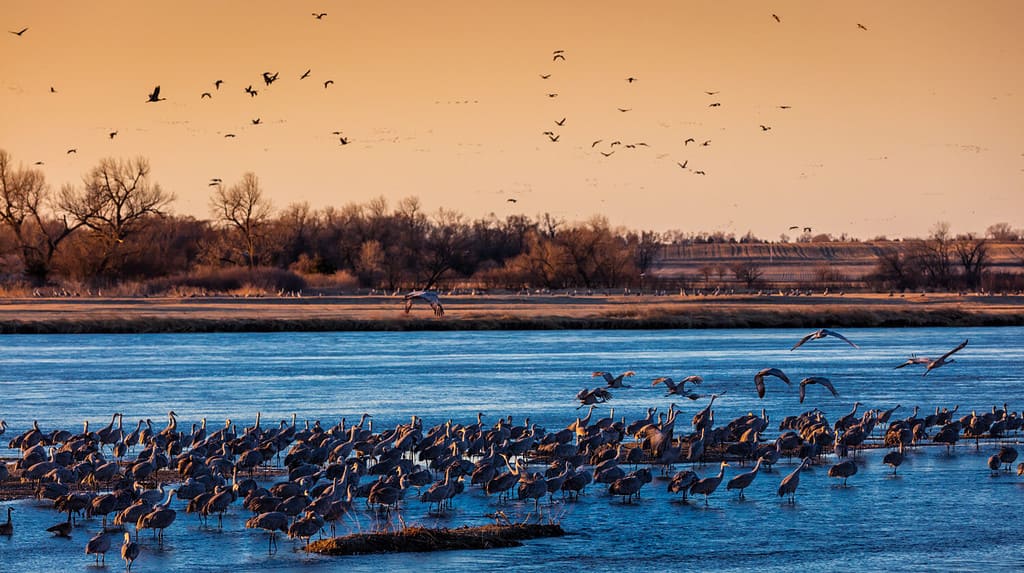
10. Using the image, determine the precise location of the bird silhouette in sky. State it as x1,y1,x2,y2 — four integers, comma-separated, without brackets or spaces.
610,141,621,147
677,160,688,169
252,118,261,125
214,79,224,90
772,14,781,23
300,69,311,80
547,134,560,142
857,23,868,31
507,198,517,203
760,125,772,131
339,136,349,145
591,140,602,147
209,178,222,185
66,148,77,154
803,227,812,233
693,170,706,175
262,72,279,86
224,134,236,138
146,85,165,102
626,77,638,83
705,91,719,95
552,50,565,61
708,102,721,107
9,28,28,36
617,108,631,112
684,138,695,145
50,87,56,93
547,93,558,98
600,151,615,157
201,92,212,99
244,85,258,97
788,225,800,230
34,161,44,165
109,131,118,139
324,80,334,89
539,74,551,79
313,12,327,19
555,118,566,126
778,105,791,109
702,140,711,146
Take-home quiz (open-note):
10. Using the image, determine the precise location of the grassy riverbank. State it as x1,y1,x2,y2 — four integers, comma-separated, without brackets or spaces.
0,293,1021,334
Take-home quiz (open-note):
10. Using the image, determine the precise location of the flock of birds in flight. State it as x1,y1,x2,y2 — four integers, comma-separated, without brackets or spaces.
525,14,870,184
575,329,970,409
9,11,871,202
9,13,353,160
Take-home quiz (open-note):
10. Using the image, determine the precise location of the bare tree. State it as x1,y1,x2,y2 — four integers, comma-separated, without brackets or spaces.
420,208,473,290
732,261,764,288
59,156,174,276
953,233,989,290
914,221,955,289
210,172,273,268
632,230,662,277
986,222,1019,241
0,149,81,284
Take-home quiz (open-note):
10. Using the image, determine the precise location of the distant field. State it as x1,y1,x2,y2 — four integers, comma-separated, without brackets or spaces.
0,293,1021,333
650,241,1024,285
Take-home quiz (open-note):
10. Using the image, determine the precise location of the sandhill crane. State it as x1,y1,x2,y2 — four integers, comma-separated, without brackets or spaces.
726,459,763,499
136,489,177,546
828,460,858,486
146,85,165,103
288,511,324,550
689,462,729,505
652,375,703,398
894,355,931,369
778,458,812,503
668,470,698,502
576,387,612,408
791,328,859,351
923,339,968,376
883,450,904,475
85,531,111,565
998,446,1018,472
799,377,840,403
246,511,288,554
121,532,140,572
754,368,791,398
403,290,444,317
594,370,636,388
987,454,1001,476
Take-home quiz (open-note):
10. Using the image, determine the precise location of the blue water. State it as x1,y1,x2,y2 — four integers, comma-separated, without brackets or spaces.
1,327,1022,572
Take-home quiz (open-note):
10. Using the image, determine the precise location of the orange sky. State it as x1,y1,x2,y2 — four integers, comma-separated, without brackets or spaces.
2,1,1022,239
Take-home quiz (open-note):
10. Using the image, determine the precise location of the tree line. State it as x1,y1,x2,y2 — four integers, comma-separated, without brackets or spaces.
0,150,1021,293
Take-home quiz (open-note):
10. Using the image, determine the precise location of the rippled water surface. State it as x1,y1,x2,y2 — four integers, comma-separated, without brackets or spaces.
1,327,1023,572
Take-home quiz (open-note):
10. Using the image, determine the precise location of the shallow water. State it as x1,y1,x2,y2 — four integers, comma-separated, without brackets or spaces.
0,327,1022,572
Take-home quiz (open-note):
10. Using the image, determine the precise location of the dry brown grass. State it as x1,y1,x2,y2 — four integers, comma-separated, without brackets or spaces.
0,293,1021,334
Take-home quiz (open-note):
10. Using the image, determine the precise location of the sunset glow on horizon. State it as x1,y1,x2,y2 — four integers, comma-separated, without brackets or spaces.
3,1,1022,239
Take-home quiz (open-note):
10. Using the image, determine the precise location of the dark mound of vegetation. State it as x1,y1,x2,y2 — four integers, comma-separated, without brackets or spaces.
308,523,565,556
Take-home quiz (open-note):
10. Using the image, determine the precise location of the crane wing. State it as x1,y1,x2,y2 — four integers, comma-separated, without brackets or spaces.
938,339,968,362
